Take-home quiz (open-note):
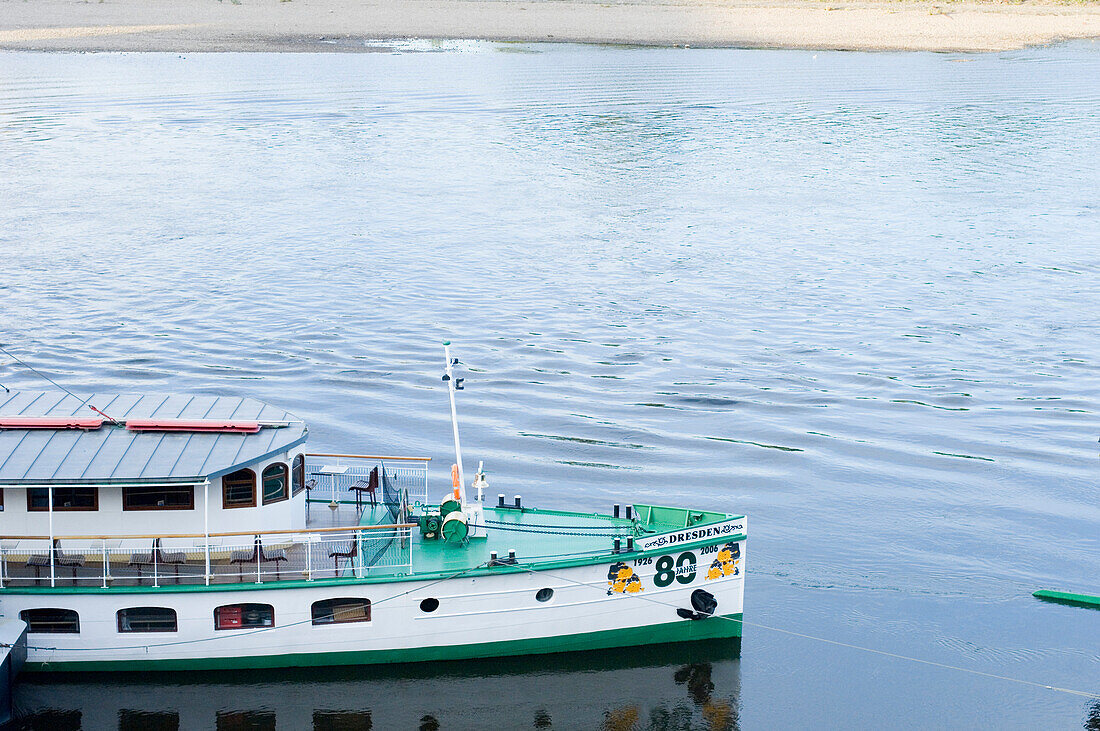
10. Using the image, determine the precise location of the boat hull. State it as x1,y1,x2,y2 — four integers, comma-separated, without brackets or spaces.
5,538,745,672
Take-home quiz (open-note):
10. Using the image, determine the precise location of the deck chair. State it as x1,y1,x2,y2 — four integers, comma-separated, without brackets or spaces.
328,535,360,577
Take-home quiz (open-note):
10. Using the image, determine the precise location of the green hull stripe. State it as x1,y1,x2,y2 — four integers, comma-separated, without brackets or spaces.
1033,590,1100,609
25,613,743,673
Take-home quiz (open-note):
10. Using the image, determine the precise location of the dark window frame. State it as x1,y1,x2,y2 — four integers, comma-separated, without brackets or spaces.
214,603,275,631
222,469,256,509
117,606,178,633
20,608,80,634
27,487,99,512
311,598,371,625
291,454,306,496
122,485,195,512
261,463,289,505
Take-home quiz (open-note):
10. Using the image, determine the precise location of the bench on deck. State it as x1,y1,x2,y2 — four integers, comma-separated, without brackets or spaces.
26,539,85,583
128,538,187,583
230,537,288,579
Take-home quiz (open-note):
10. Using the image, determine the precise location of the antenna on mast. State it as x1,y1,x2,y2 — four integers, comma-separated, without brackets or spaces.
442,341,467,505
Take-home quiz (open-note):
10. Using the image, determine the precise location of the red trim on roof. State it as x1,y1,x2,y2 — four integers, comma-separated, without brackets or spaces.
0,416,105,430
125,419,262,434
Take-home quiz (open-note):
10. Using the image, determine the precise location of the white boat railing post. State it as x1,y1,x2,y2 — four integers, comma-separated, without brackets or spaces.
0,545,6,588
153,544,159,588
354,531,363,579
255,537,261,584
47,485,55,588
101,540,108,589
306,539,313,581
203,479,211,586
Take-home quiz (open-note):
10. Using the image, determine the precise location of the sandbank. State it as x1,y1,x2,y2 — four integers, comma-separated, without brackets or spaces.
0,0,1097,53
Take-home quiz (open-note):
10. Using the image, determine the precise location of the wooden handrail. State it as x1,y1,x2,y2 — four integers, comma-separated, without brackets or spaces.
306,453,431,462
0,523,416,542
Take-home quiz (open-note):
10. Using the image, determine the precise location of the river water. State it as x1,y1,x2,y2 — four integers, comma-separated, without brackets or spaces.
1,42,1098,729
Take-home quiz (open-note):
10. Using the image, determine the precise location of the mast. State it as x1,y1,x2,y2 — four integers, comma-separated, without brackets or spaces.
442,342,466,504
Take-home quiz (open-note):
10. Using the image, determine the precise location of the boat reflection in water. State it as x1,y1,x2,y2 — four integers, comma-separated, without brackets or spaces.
13,639,741,730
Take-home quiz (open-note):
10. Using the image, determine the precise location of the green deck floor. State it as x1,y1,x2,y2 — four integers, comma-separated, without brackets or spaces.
354,501,735,579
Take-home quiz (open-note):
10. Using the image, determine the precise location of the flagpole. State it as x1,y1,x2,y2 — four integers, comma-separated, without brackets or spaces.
443,342,466,504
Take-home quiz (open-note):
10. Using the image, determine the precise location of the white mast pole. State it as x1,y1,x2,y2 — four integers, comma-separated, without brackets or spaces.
443,342,466,504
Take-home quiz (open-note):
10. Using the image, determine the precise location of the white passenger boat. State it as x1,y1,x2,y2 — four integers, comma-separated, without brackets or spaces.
0,347,745,672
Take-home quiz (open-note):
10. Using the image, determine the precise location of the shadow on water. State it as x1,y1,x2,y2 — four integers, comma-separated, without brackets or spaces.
1086,701,1100,731
11,639,742,730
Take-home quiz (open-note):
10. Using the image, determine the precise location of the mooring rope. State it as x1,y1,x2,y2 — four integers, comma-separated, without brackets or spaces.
0,344,119,423
17,556,1100,699
517,565,1100,701
21,563,489,654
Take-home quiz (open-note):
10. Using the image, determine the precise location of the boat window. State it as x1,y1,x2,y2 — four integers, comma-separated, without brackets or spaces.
0,488,4,511
311,598,371,625
122,485,194,511
291,454,306,496
117,607,178,633
262,463,289,505
27,487,98,512
536,588,554,603
222,469,256,509
214,603,274,630
419,598,439,613
20,608,80,634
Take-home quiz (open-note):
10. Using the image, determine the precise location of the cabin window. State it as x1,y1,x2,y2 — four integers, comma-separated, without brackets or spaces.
0,488,4,511
117,607,178,633
222,469,256,509
311,598,371,625
20,608,80,634
27,487,98,512
214,603,274,630
291,454,306,496
122,485,194,511
262,463,289,505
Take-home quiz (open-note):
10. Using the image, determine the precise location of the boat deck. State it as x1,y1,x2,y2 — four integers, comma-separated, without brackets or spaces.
0,499,735,590
407,506,636,576
364,500,732,578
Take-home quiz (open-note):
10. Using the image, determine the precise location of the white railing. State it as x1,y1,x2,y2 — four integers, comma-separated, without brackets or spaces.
304,453,429,520
0,524,413,589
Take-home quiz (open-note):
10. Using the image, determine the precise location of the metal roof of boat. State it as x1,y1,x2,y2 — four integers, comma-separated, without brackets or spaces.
0,391,308,485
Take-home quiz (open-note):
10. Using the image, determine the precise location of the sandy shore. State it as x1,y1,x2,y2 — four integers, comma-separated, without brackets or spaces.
0,0,1097,52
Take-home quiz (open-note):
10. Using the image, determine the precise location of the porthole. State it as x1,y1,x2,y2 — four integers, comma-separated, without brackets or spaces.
535,588,554,603
419,598,439,613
